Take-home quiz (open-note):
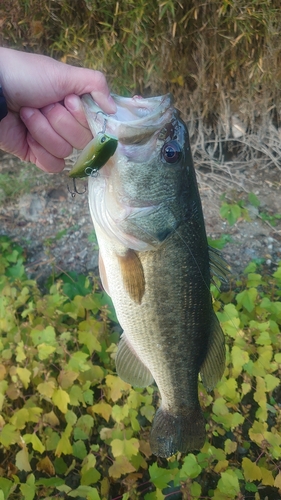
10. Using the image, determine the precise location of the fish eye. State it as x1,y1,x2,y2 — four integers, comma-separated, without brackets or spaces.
161,140,182,164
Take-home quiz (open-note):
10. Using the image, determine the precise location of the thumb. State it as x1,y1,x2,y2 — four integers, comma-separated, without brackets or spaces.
61,65,117,115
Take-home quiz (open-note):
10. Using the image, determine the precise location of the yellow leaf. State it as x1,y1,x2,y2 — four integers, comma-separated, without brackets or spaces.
27,407,42,423
217,378,240,403
15,342,26,363
254,376,266,405
231,345,249,376
52,388,70,414
17,367,31,389
139,439,152,458
105,375,130,402
10,408,29,429
111,438,139,459
55,432,73,457
260,467,274,486
242,457,262,481
89,402,112,422
36,456,55,475
100,427,113,441
0,364,6,381
38,380,56,398
224,439,237,455
16,448,31,472
214,460,229,473
37,343,56,360
274,472,281,489
58,370,79,390
43,411,60,427
81,453,96,473
108,456,136,479
23,433,45,454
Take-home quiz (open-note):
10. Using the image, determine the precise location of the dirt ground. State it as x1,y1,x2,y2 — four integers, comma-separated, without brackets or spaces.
0,149,281,286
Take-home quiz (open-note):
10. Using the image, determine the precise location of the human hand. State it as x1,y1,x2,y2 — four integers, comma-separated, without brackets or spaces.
0,48,116,172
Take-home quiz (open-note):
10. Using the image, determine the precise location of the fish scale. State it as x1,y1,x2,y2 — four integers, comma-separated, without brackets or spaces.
83,93,226,457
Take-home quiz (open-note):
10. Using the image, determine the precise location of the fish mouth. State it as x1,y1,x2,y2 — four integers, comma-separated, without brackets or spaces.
81,93,174,142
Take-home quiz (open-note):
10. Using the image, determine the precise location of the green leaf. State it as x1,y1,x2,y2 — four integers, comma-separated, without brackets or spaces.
67,351,90,372
0,424,20,447
30,326,56,346
217,470,240,496
81,468,101,486
73,440,88,460
149,462,173,489
180,453,201,479
20,474,36,500
0,478,14,499
220,202,241,226
236,288,257,312
78,327,101,354
248,192,260,207
73,415,94,440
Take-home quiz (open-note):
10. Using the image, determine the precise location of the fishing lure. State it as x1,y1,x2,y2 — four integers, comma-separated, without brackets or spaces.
68,132,118,179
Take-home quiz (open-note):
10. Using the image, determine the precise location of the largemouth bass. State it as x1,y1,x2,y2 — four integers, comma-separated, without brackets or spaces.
82,93,226,458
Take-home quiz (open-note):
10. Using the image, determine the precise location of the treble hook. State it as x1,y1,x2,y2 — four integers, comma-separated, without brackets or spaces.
67,178,87,198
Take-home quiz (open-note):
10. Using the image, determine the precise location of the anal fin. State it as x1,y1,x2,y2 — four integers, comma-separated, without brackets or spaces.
116,334,154,387
200,313,226,391
117,249,145,304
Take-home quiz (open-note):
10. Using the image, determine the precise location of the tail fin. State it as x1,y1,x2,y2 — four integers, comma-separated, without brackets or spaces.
149,406,206,458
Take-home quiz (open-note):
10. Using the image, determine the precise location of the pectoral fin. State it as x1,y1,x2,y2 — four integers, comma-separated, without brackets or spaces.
116,334,154,387
200,313,225,391
98,252,111,297
117,249,145,304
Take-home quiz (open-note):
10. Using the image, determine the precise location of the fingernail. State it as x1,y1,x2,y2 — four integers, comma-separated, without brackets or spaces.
42,103,55,115
20,108,35,120
65,94,81,112
107,95,117,114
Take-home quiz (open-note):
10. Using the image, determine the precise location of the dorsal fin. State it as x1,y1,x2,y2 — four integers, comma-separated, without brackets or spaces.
117,249,145,304
209,246,230,284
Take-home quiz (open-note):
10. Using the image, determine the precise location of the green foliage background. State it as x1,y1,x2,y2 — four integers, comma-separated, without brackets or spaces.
0,235,281,499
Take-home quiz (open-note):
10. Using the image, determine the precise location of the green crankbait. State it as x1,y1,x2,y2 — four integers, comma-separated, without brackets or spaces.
69,132,118,179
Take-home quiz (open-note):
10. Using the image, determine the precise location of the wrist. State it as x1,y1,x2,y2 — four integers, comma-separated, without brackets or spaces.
0,86,8,121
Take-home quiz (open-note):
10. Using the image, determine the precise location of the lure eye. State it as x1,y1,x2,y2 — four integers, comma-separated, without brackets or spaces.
162,140,182,164
100,135,107,144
